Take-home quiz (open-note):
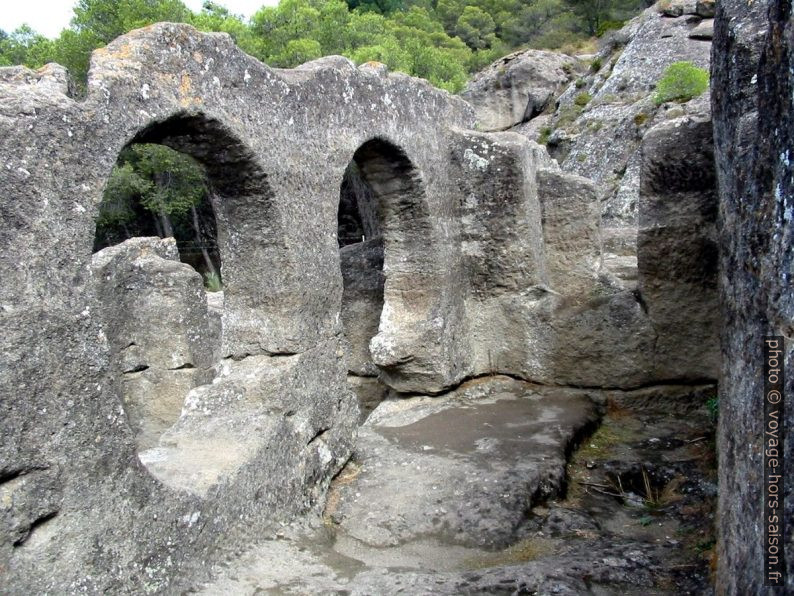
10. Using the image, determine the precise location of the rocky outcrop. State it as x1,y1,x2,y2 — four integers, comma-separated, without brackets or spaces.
0,23,473,592
91,237,216,449
461,50,576,131
507,4,713,288
712,0,794,592
0,16,730,593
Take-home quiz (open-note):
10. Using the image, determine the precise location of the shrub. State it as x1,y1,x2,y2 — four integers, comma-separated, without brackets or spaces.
204,272,223,292
654,61,709,105
538,127,552,145
633,112,649,126
575,77,587,89
596,20,625,38
574,92,592,107
590,57,602,72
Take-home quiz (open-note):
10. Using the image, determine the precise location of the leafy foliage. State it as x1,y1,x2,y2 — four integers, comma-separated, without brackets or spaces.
96,143,222,278
574,91,592,106
0,0,647,94
654,61,709,105
204,271,223,292
97,144,205,241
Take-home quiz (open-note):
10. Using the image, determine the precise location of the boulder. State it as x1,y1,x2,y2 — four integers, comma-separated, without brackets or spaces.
659,0,698,17
461,50,577,131
689,19,714,40
695,0,715,18
91,237,217,449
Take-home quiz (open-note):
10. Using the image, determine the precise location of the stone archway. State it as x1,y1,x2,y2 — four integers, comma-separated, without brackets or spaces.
91,111,273,455
337,138,438,410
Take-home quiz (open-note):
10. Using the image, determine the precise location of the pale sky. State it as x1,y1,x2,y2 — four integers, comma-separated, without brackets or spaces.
0,0,279,39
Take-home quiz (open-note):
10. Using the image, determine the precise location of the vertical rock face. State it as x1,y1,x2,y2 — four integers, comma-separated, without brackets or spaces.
536,168,602,296
339,238,385,377
637,116,719,381
712,0,794,592
91,237,216,450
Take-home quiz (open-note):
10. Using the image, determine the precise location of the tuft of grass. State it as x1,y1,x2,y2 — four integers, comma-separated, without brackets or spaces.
538,127,553,145
590,57,603,72
204,272,222,292
574,92,592,107
654,61,709,105
575,420,635,461
575,77,587,89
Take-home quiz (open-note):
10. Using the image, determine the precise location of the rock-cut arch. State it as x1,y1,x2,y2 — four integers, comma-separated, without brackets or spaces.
338,137,442,396
127,112,278,358
91,111,276,458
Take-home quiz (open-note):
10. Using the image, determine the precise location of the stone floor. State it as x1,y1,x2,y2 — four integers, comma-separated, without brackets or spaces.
189,376,717,595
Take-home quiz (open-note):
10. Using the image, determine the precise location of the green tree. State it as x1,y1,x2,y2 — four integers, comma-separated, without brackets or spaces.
277,38,323,65
565,0,643,36
72,0,191,44
0,25,54,67
455,6,496,50
97,144,220,277
346,0,405,15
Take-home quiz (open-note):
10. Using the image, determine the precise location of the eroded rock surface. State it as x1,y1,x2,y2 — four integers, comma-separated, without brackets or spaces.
638,116,719,381
712,0,794,591
330,377,599,549
461,50,577,132
92,237,217,449
193,380,718,595
509,4,713,281
0,14,727,593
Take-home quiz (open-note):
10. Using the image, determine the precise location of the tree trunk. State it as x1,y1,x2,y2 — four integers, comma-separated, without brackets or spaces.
153,215,164,238
159,210,174,238
191,205,218,278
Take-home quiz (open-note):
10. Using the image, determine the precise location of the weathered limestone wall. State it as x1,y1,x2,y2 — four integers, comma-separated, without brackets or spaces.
0,20,727,593
712,0,794,592
638,116,720,382
0,25,476,592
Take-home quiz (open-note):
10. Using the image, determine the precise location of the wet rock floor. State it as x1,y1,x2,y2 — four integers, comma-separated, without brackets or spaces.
191,376,717,595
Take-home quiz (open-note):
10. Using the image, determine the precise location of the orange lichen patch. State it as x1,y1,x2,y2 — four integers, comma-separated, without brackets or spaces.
180,73,192,96
178,73,203,107
363,61,385,68
93,42,135,63
322,461,361,525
